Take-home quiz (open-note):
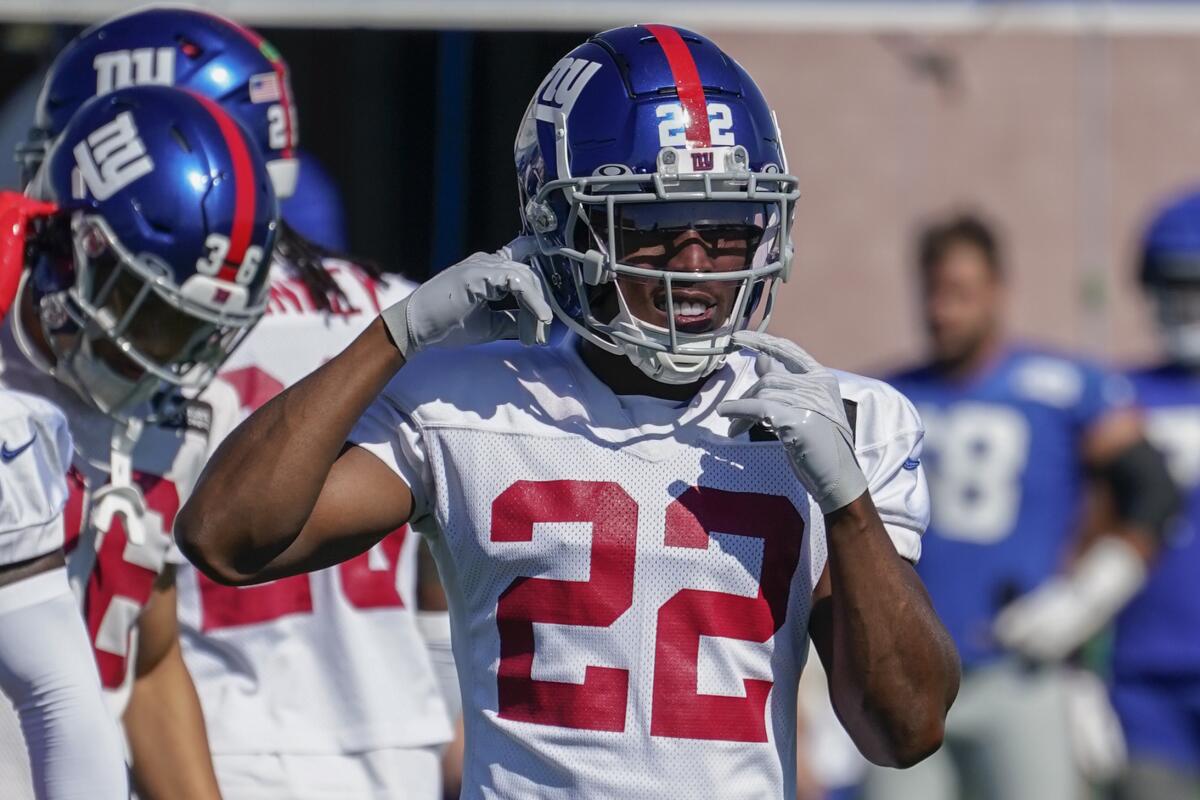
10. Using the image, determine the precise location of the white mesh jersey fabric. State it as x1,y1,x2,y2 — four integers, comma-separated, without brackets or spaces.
0,319,234,720
0,390,72,566
350,337,928,799
175,262,454,760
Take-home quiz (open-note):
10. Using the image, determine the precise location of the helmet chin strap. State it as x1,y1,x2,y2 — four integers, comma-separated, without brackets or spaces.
613,319,728,385
90,417,148,546
64,340,159,419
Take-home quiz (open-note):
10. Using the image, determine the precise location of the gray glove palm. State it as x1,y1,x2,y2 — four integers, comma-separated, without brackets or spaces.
718,330,868,514
382,237,553,357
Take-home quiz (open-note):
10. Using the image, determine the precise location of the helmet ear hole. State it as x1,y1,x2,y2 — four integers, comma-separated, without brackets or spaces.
524,200,557,234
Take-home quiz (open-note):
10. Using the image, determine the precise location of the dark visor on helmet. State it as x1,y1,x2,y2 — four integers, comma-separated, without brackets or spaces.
580,201,774,271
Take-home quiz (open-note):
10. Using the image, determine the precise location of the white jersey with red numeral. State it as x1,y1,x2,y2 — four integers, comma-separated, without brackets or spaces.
175,260,453,763
0,320,239,720
0,390,72,567
348,335,929,800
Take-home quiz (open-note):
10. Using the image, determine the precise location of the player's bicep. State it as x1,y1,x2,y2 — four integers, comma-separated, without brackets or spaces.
256,443,415,581
858,431,928,563
308,442,414,536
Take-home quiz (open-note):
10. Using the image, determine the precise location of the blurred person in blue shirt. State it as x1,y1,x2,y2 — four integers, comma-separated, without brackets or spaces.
1111,189,1200,800
863,212,1176,800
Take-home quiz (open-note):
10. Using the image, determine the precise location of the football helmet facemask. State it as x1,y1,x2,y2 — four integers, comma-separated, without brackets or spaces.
516,24,799,384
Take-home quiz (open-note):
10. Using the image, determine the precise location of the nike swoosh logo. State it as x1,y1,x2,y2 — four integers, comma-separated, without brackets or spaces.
1,433,37,463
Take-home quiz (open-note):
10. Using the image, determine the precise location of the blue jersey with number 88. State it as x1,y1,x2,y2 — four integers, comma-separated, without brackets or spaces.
888,347,1129,667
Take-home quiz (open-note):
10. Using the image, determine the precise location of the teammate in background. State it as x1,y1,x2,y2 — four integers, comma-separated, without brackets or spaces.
868,213,1176,800
0,204,127,799
24,9,457,796
279,149,349,251
185,161,452,799
179,24,960,799
0,84,277,799
1111,189,1200,800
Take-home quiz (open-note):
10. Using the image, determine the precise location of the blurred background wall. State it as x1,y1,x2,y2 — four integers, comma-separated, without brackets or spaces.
1,1,1198,373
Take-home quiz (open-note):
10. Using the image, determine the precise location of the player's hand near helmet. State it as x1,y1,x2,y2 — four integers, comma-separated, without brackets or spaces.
718,330,868,514
381,236,553,357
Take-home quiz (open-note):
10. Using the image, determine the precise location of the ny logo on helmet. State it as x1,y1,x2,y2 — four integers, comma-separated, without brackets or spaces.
93,48,174,94
533,57,601,123
73,112,154,201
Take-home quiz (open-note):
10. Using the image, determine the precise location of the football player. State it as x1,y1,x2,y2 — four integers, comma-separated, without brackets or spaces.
868,213,1176,800
1110,189,1200,800
0,84,276,798
25,8,456,797
179,25,961,799
0,203,127,799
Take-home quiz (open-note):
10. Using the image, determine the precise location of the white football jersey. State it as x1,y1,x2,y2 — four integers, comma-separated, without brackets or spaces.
176,261,453,758
0,390,72,567
0,320,238,717
349,336,928,799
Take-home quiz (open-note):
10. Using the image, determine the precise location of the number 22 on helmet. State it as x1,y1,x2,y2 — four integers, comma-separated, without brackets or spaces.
18,85,276,420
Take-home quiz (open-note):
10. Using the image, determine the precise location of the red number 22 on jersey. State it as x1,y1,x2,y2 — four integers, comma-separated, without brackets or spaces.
493,479,804,744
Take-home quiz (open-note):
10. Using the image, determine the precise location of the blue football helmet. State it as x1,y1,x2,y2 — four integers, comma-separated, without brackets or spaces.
20,5,299,197
516,24,800,384
1140,187,1200,365
19,85,276,419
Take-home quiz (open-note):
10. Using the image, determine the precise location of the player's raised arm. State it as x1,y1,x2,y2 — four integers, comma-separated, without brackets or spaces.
176,247,552,585
718,330,960,768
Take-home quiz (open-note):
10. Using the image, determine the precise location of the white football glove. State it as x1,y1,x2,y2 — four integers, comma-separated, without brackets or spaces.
382,236,552,357
717,330,868,514
993,536,1147,662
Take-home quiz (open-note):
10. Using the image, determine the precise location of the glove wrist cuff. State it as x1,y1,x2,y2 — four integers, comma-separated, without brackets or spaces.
381,295,416,357
816,446,868,514
817,474,868,514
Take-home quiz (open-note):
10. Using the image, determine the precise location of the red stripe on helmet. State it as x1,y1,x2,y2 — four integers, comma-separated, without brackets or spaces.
187,91,257,281
202,12,296,159
643,24,710,147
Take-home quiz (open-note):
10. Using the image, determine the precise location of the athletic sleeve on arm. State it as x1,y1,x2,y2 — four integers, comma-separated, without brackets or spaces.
0,567,129,800
851,383,930,563
0,395,73,567
348,393,433,521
